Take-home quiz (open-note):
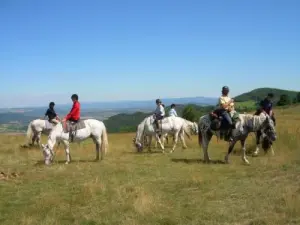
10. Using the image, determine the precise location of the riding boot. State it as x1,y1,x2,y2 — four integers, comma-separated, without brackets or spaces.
154,120,159,133
69,132,73,142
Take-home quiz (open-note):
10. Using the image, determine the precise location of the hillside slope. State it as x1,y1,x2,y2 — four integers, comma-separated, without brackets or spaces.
234,88,298,102
104,104,215,133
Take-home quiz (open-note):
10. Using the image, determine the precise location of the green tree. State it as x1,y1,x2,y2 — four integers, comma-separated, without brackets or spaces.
297,92,300,103
182,105,197,121
277,94,291,106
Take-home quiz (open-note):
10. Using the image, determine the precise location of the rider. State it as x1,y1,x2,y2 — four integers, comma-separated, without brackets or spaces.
218,86,235,141
44,102,59,125
153,99,165,132
62,94,81,124
257,93,275,124
168,104,178,117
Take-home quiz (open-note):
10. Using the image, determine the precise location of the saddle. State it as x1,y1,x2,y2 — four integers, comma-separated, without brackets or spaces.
63,119,86,142
209,109,223,131
209,109,240,140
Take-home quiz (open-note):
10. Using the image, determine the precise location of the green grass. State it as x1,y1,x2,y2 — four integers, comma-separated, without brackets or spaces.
0,106,300,225
235,100,256,108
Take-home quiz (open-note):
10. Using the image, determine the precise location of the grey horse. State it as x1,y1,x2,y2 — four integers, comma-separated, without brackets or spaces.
197,111,277,164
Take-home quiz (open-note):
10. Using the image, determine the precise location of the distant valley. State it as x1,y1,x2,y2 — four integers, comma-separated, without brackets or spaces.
0,96,218,133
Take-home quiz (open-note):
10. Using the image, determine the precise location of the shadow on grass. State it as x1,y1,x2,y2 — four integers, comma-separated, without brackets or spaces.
122,150,164,155
19,144,41,150
171,158,226,164
34,159,100,166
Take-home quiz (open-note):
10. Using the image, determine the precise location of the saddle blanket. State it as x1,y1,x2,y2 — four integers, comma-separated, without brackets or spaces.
63,120,86,133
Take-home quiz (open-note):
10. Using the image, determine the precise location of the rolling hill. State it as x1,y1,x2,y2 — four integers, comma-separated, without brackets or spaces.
234,87,298,102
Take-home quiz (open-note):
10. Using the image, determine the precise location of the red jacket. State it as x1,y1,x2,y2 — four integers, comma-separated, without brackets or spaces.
65,101,80,120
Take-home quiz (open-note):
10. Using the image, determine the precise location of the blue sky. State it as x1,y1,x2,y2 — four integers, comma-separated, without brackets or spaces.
0,0,299,107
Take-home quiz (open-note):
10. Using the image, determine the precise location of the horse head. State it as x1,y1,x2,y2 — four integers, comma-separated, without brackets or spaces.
192,122,198,134
41,144,53,165
133,138,143,152
261,115,277,142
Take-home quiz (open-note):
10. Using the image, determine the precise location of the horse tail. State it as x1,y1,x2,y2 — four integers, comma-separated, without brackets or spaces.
101,125,109,154
26,121,33,144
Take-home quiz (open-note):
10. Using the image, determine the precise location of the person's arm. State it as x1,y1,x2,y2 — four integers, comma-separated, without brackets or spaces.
160,105,165,117
219,97,233,109
54,110,60,120
174,110,178,116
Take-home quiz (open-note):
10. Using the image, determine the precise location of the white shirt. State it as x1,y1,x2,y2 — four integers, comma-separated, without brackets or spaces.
154,104,165,117
168,108,177,117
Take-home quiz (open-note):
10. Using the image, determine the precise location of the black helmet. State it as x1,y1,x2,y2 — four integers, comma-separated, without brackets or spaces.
71,94,78,100
171,103,176,108
267,93,274,98
222,86,229,95
155,99,161,104
222,86,229,91
49,102,55,107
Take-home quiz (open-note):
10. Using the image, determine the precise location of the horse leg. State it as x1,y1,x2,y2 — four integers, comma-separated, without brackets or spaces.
253,131,261,156
155,134,165,153
154,135,158,149
31,133,37,146
240,139,250,164
95,143,100,161
50,148,55,162
224,140,237,164
270,144,275,156
201,131,212,163
170,131,180,153
180,131,187,149
36,133,42,147
63,140,71,164
148,135,152,152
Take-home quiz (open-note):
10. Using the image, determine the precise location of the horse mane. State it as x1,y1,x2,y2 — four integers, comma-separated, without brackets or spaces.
240,113,266,131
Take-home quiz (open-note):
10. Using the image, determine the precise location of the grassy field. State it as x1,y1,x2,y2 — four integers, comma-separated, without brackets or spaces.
234,100,257,110
0,106,300,225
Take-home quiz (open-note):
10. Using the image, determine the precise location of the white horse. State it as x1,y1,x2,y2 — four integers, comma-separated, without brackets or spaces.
154,118,198,147
133,116,198,153
41,119,108,165
26,119,55,146
198,112,276,164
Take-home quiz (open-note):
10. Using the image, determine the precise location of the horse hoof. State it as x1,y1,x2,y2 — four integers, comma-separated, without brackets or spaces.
65,161,69,165
224,156,229,164
243,159,250,165
252,153,258,157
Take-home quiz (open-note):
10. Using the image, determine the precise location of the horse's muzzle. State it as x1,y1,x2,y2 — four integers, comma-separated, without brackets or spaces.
271,134,277,141
135,142,143,152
